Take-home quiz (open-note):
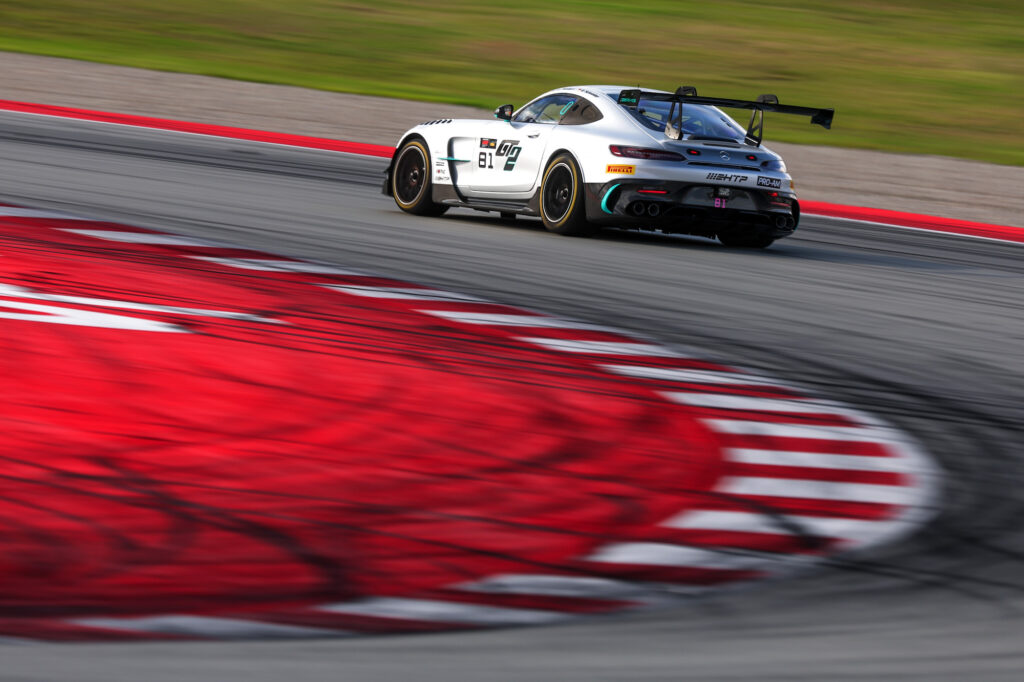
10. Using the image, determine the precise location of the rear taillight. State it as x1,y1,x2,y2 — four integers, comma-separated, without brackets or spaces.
609,145,685,162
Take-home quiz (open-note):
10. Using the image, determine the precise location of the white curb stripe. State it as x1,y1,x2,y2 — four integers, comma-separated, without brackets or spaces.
60,229,225,246
664,392,846,415
317,597,567,625
586,542,804,571
71,615,339,639
421,310,611,331
704,419,897,442
662,509,892,541
0,297,187,333
520,338,686,357
456,574,671,600
725,448,909,472
717,476,913,505
190,256,362,274
321,284,483,301
602,364,791,388
0,283,281,324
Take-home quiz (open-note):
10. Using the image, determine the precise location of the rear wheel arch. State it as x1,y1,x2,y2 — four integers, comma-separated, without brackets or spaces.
543,148,584,182
539,150,591,236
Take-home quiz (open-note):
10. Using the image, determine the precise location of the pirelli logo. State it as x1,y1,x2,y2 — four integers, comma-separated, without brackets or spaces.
606,164,635,175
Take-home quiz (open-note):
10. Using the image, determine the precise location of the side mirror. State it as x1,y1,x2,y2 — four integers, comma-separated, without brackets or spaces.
493,104,514,121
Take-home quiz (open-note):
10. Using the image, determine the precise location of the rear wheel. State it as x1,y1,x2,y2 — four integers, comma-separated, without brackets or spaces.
392,139,448,216
540,153,590,236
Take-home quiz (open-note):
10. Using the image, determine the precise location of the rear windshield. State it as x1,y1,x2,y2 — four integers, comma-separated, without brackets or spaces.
625,99,745,141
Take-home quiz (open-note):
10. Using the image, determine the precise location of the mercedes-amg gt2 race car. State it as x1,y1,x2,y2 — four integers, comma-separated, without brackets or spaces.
384,85,833,248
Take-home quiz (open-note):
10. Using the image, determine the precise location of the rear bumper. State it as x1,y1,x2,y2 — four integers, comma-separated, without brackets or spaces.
584,180,800,239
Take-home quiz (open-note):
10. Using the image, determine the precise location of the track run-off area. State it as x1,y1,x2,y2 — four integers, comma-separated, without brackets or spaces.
1,106,1023,680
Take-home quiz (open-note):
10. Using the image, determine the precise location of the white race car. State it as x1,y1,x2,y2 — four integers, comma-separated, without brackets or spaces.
384,85,833,248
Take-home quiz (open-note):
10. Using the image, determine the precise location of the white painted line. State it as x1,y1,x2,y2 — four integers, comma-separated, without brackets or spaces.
586,542,803,571
663,392,845,415
322,284,483,302
704,419,898,442
190,256,362,275
717,476,913,505
421,310,611,331
725,448,910,472
61,229,225,247
602,364,791,388
317,597,568,626
0,207,92,220
70,615,339,639
808,214,1024,247
662,509,888,541
520,338,685,357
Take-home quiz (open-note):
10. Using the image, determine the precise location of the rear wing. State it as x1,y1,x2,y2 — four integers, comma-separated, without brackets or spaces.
617,86,834,146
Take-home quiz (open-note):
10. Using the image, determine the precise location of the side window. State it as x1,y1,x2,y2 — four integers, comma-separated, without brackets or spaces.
513,94,578,124
558,97,604,126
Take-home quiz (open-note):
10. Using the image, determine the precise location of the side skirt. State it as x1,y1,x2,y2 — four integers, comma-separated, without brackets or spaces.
433,184,541,216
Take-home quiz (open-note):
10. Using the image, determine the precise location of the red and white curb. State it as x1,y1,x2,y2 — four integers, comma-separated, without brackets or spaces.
0,205,940,640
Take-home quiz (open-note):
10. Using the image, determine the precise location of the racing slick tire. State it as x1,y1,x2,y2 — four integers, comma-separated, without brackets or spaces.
717,228,776,249
540,153,591,236
391,138,448,216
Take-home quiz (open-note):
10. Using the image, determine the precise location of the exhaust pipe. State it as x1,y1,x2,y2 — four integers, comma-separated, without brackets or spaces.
629,202,646,217
775,215,794,229
647,203,661,218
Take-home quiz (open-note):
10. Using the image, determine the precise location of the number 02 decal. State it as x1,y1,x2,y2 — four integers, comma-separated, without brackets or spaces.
496,139,523,171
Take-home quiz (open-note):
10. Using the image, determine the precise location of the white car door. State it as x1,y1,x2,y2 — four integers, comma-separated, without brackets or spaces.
450,94,577,197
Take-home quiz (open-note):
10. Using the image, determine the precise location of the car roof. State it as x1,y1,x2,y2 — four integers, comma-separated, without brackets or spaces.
556,85,671,100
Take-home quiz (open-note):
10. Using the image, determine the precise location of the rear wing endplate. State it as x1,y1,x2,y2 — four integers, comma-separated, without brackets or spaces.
617,86,834,146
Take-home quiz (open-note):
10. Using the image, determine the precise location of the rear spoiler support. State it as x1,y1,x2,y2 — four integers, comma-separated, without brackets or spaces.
617,86,834,146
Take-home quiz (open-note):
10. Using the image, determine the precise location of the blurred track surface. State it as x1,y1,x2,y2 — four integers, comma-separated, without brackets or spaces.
1,111,1023,680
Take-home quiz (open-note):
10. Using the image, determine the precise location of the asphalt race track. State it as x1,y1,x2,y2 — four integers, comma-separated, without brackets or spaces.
2,111,1023,680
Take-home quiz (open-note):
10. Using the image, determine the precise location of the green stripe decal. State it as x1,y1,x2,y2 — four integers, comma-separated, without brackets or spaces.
438,157,470,162
601,184,622,214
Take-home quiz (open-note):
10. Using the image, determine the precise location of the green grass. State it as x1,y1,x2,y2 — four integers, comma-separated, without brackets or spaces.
1,1,1022,164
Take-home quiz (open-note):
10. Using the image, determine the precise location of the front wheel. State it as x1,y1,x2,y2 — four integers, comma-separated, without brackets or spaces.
391,139,448,216
539,153,591,236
